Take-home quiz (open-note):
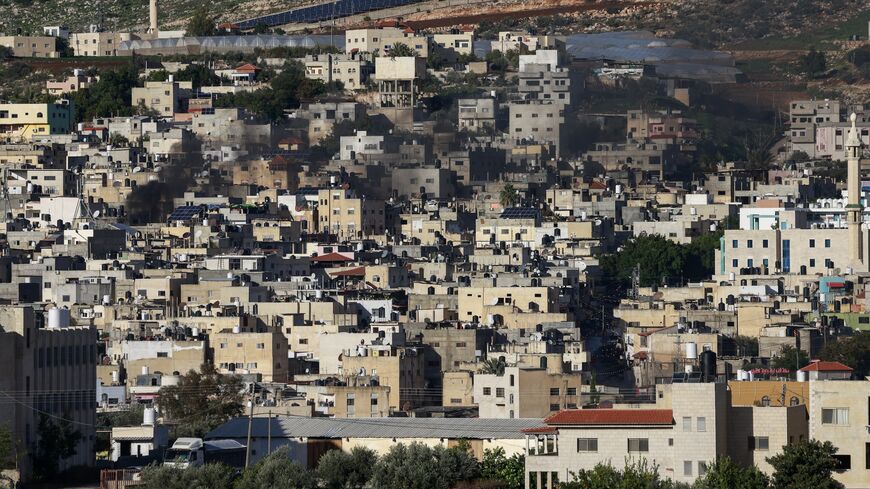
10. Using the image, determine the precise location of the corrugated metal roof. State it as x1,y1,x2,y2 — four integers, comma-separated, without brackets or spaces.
206,416,542,440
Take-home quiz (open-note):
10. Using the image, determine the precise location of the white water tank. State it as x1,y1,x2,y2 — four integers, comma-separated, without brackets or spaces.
102,294,111,305
142,407,156,426
161,374,181,387
141,366,149,376
232,326,241,334
191,327,199,338
47,307,70,329
111,371,119,384
685,342,698,360
797,370,808,382
684,365,694,374
748,371,755,381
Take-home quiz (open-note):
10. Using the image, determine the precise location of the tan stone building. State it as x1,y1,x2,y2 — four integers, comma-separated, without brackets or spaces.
212,329,289,382
809,379,870,488
340,345,427,411
0,35,59,57
474,366,584,418
0,306,96,481
315,188,385,240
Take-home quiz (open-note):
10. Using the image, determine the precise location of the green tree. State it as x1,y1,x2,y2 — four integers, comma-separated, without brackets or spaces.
601,235,691,287
185,7,217,37
0,424,17,470
733,335,759,357
767,439,844,489
70,64,140,121
562,460,689,489
0,45,12,60
485,50,509,72
174,64,220,89
32,415,82,480
819,332,869,378
157,363,243,438
370,442,479,489
388,42,417,57
138,462,236,489
499,184,519,208
693,456,768,489
316,446,378,489
236,447,316,489
479,447,524,489
770,345,809,373
800,47,827,77
478,357,507,375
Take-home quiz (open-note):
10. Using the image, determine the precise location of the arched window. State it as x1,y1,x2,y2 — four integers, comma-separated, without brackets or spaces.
761,396,770,407
789,396,800,406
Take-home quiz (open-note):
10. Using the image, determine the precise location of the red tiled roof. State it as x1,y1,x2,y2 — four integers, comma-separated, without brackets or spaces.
545,409,673,426
589,181,607,190
329,266,365,278
799,360,853,372
235,63,261,73
312,252,353,263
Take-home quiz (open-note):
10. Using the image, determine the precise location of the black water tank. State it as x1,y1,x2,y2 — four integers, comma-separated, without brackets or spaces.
700,349,717,382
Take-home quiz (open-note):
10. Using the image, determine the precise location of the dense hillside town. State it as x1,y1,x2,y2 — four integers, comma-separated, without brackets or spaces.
0,1,869,488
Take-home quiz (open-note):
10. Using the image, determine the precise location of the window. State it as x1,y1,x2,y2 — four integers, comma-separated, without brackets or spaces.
761,396,771,406
698,461,708,476
697,417,706,432
809,239,816,248
747,239,753,248
577,438,598,452
762,239,768,248
683,461,693,477
567,387,577,396
683,417,692,431
156,352,168,358
749,436,769,450
483,387,491,396
549,403,560,411
627,439,649,452
550,388,560,396
256,343,265,349
833,455,851,470
495,388,504,398
825,239,831,248
821,408,849,425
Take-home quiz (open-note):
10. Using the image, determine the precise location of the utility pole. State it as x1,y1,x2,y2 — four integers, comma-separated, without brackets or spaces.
244,394,254,468
267,410,272,455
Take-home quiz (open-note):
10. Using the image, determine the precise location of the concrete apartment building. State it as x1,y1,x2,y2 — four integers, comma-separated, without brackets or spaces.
808,379,870,487
345,27,430,57
474,366,584,418
69,31,126,57
340,345,428,411
303,53,373,90
131,79,192,117
716,227,862,277
0,101,75,140
315,187,386,239
0,35,59,57
787,99,841,157
458,98,497,131
0,306,96,480
302,102,366,145
46,72,98,96
523,382,812,488
212,329,289,383
374,56,426,124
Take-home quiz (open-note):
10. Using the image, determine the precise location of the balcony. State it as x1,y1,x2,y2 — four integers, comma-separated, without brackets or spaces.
526,434,558,456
